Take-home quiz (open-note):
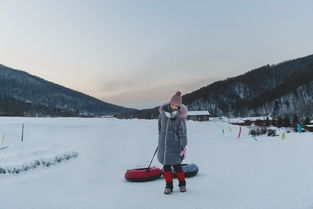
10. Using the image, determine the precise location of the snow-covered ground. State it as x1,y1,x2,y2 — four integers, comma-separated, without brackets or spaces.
1,117,313,209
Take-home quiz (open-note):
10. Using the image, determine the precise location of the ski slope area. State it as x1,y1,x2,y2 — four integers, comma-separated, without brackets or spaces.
1,117,313,209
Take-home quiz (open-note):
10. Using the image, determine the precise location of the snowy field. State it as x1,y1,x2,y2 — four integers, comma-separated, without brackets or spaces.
1,117,313,209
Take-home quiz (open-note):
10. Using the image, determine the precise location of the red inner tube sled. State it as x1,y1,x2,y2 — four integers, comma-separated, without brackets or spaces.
125,167,162,182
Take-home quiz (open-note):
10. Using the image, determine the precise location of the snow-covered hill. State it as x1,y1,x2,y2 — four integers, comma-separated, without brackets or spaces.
184,54,313,119
129,54,313,120
0,64,134,116
0,117,313,209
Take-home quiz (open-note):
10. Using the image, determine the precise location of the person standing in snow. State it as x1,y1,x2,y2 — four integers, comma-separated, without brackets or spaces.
157,91,188,194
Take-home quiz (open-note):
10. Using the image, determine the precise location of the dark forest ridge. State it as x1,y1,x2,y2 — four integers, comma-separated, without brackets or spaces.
0,64,134,117
126,54,313,120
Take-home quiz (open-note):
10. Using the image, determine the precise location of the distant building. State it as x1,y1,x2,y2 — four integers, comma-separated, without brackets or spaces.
101,115,114,118
187,111,210,121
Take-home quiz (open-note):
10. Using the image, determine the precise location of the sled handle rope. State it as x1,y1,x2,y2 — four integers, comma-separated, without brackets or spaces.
146,147,158,171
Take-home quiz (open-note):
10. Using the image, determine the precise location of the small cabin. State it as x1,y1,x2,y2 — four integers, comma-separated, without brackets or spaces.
187,111,210,121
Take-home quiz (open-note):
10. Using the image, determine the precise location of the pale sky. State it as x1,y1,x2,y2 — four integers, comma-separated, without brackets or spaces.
0,0,313,109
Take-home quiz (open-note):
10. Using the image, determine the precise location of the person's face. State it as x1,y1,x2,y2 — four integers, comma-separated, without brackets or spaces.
170,104,179,110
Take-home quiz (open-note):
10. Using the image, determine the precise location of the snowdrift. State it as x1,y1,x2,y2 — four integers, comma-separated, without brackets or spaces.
0,151,78,175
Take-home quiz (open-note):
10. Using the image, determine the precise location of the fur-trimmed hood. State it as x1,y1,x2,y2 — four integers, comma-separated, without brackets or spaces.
159,103,188,118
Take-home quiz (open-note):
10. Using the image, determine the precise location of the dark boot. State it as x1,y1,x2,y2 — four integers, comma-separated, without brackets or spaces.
164,182,173,194
163,171,173,194
176,171,187,192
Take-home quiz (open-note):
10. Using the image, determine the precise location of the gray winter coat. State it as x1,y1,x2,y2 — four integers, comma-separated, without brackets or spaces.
157,103,188,165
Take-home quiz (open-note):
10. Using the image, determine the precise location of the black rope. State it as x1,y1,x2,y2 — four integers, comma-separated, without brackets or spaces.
146,147,158,171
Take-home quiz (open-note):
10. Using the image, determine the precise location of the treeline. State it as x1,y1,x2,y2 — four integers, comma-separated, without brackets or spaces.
0,94,29,116
115,106,159,119
246,115,311,130
0,94,78,117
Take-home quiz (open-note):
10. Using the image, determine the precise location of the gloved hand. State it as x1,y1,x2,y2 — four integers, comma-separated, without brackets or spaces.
180,147,186,161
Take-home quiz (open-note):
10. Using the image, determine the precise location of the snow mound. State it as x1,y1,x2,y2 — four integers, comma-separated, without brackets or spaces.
0,151,79,175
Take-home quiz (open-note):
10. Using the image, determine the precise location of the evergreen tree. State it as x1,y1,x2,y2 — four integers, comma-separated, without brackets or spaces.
283,115,291,127
304,116,311,125
292,114,299,131
272,101,280,117
265,116,271,126
292,114,299,126
277,116,283,128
